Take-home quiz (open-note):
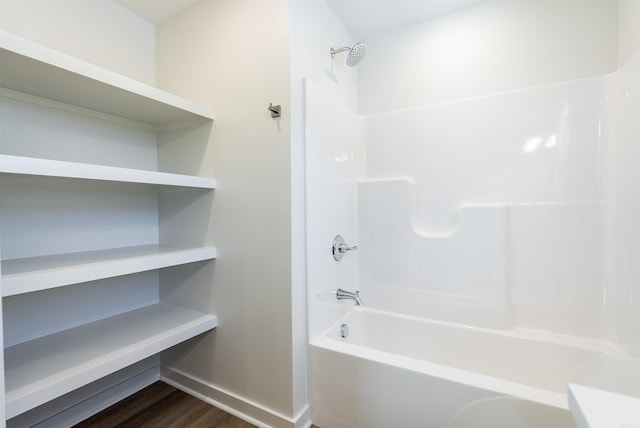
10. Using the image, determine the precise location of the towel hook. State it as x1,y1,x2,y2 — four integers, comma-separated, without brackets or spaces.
268,103,281,118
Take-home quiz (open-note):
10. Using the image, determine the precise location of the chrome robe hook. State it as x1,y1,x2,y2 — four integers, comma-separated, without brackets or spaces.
268,103,281,118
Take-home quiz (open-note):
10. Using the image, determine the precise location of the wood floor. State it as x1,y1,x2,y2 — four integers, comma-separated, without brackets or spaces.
74,382,256,428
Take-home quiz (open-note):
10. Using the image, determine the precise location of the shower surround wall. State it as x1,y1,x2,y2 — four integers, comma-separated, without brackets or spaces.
294,0,362,341
305,75,620,427
305,79,364,337
350,0,640,353
360,77,606,337
307,0,623,342
306,2,640,425
306,73,610,340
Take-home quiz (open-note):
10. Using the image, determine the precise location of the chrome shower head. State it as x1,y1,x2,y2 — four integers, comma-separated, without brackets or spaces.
330,42,367,67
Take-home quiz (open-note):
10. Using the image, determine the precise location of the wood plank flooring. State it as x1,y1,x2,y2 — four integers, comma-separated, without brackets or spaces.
74,382,255,428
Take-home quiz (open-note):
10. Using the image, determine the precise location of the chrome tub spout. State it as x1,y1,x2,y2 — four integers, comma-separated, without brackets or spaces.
336,288,363,306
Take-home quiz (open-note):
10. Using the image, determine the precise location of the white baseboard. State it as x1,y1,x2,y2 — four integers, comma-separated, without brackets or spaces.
161,366,311,428
7,360,312,428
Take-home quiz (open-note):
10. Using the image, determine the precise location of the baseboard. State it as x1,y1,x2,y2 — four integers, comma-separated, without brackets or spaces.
161,366,311,428
9,358,160,428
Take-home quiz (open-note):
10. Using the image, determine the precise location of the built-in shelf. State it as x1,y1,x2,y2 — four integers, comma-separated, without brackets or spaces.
2,245,217,297
0,31,214,126
4,303,217,419
0,155,216,190
0,30,217,421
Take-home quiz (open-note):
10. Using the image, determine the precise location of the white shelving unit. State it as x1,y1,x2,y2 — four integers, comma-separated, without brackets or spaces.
0,31,218,424
4,304,216,419
0,31,213,125
0,155,216,189
2,245,217,297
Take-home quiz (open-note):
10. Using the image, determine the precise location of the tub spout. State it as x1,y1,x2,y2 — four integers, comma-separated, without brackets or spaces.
336,288,363,306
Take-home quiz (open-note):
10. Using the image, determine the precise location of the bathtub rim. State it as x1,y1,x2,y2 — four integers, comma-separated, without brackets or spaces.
310,307,632,410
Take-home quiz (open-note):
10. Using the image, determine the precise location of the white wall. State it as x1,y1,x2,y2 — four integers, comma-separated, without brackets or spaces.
0,0,156,84
619,0,640,67
290,0,359,113
358,0,618,114
156,1,307,426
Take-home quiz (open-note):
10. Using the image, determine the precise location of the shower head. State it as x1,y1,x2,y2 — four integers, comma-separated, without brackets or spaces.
330,42,367,67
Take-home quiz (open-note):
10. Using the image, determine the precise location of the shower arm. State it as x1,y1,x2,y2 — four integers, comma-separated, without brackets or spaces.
330,46,351,58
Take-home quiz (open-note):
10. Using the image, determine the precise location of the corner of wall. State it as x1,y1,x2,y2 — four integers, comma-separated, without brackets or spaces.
157,0,300,421
0,0,156,84
618,0,640,69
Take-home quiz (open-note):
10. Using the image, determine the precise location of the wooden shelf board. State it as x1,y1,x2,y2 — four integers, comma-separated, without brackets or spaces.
0,155,216,190
0,31,214,125
2,245,217,297
4,303,217,419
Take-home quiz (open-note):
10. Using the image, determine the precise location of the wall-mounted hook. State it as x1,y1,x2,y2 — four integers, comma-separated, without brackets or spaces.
268,103,281,118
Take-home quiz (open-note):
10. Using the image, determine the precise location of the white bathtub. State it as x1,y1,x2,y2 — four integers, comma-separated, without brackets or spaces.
310,308,631,428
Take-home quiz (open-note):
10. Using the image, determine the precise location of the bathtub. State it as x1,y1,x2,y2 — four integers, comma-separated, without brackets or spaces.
310,308,630,428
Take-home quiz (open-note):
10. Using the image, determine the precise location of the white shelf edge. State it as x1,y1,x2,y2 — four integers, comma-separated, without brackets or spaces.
0,31,214,125
0,155,216,190
4,303,217,419
2,245,217,297
0,86,157,133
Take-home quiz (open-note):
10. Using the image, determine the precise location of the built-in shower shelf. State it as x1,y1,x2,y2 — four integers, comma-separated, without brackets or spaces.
4,303,218,419
0,30,214,126
1,245,217,297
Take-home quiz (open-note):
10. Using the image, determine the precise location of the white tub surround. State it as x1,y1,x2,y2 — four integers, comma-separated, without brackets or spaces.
305,42,640,428
306,73,607,336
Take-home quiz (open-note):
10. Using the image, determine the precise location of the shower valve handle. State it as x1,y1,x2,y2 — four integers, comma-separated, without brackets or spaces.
332,235,358,261
338,243,358,253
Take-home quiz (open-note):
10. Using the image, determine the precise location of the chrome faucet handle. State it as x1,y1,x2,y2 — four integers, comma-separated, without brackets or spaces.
338,244,358,253
332,235,358,261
